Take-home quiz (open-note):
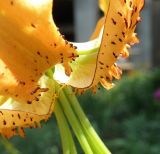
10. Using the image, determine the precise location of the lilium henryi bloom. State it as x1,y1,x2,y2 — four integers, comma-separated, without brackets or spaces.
0,0,144,140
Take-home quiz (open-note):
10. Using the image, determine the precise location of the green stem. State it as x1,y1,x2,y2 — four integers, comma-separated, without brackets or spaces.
54,102,77,154
46,69,111,153
46,70,77,154
63,89,99,153
64,87,111,154
56,83,93,154
45,69,54,78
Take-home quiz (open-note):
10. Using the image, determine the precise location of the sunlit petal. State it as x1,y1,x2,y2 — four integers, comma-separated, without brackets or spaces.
90,17,104,40
0,0,77,104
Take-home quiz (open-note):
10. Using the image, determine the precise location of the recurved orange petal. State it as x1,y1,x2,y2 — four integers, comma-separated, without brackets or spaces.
54,0,144,93
85,0,144,91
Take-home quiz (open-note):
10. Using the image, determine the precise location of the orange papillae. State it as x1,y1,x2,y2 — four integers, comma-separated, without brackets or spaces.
80,0,144,92
0,76,55,138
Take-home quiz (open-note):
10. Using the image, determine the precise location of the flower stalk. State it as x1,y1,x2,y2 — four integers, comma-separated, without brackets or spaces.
64,87,111,154
54,102,77,154
47,68,111,154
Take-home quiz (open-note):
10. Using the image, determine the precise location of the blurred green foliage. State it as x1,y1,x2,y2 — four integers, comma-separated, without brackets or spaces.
79,69,160,154
0,69,160,154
